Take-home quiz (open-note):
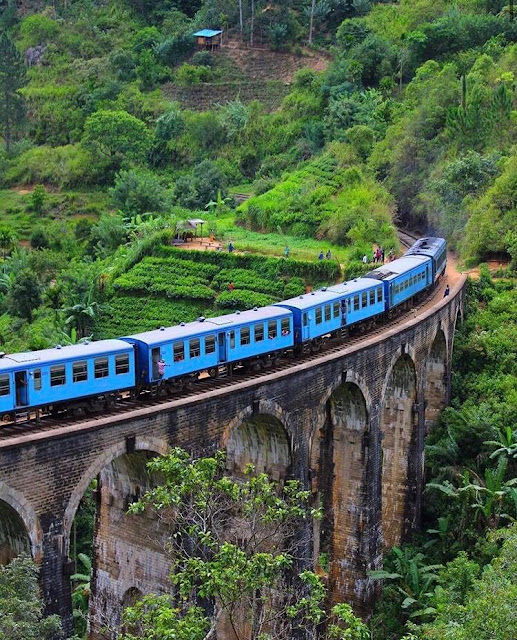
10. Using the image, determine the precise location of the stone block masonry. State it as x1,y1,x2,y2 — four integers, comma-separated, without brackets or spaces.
0,276,466,638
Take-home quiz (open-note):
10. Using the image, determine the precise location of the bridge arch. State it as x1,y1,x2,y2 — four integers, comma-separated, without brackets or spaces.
223,402,292,482
63,436,169,550
0,482,42,562
425,328,448,429
380,349,418,550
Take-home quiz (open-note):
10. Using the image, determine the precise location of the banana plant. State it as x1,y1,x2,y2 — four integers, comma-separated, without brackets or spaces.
369,547,442,619
485,426,517,460
71,552,91,638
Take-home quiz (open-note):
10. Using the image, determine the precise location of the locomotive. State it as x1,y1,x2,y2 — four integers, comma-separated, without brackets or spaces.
0,238,446,421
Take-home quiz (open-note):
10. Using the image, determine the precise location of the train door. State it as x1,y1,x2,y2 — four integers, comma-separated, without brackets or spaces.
151,347,161,379
341,299,347,326
15,371,28,407
302,312,310,340
218,332,227,362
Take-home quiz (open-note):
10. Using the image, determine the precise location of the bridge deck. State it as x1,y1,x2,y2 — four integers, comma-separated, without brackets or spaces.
0,258,466,451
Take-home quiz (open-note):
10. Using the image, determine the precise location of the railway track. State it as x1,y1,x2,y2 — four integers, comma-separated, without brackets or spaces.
0,229,449,441
0,281,444,441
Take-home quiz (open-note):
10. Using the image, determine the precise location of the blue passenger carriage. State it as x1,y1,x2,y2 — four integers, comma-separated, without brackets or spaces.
275,277,385,348
123,306,294,386
365,255,432,311
0,340,135,417
274,289,344,346
327,278,385,327
405,237,447,281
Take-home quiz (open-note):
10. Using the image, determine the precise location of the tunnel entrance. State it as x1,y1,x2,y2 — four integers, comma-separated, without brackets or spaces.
380,355,417,550
226,414,291,482
425,330,447,430
0,499,31,564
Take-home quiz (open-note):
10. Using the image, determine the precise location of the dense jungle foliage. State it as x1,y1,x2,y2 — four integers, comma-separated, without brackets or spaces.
0,0,516,639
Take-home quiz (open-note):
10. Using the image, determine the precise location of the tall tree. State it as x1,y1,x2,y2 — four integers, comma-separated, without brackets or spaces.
121,449,371,640
0,30,26,151
0,554,61,639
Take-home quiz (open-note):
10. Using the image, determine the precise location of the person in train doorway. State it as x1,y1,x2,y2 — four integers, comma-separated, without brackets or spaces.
444,284,450,297
158,358,166,377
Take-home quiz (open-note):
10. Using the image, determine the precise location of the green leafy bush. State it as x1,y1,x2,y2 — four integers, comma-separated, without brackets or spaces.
215,289,273,310
175,63,212,86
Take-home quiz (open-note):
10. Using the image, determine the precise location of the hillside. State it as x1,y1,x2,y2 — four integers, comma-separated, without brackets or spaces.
0,2,516,638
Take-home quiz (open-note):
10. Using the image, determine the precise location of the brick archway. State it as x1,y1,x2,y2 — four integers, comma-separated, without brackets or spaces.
0,483,42,562
380,352,417,550
425,329,448,429
63,436,169,552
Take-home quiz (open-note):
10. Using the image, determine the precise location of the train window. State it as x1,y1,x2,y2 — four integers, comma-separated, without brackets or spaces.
409,276,413,287
315,307,322,324
50,365,66,386
353,295,359,311
173,342,184,362
115,354,130,375
73,360,88,382
302,313,308,327
362,292,367,307
33,369,41,390
189,339,201,358
94,358,109,379
229,331,235,349
377,287,382,302
0,375,10,396
205,335,216,354
333,302,340,317
347,299,351,313
240,327,250,346
369,290,375,305
254,323,264,342
268,321,277,339
281,318,291,335
324,304,331,322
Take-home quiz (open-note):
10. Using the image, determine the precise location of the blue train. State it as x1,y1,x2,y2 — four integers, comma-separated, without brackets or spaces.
0,238,446,420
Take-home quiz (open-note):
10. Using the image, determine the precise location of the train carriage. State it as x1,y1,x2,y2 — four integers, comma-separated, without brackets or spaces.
405,237,447,281
0,340,135,416
326,278,385,327
365,255,432,311
123,306,294,386
274,289,344,344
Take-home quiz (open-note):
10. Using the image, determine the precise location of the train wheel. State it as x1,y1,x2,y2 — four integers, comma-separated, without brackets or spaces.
311,341,322,353
208,367,218,378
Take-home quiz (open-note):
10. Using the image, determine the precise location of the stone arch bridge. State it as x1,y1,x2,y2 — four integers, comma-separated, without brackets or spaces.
0,277,465,638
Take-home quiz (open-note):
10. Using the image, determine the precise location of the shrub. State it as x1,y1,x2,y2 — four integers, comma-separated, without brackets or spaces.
5,145,100,187
215,289,273,310
110,169,169,215
175,63,212,86
30,184,47,213
283,277,305,298
192,51,214,67
19,14,59,48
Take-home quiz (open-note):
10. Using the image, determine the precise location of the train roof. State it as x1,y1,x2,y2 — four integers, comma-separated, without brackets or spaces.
276,278,381,311
124,306,292,346
405,237,446,257
326,277,384,296
0,339,132,372
274,288,345,311
365,255,430,282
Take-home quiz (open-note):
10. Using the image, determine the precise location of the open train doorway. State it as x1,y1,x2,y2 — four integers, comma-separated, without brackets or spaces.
15,371,28,407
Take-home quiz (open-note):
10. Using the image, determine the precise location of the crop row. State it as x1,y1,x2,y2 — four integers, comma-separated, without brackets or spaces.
95,295,207,338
